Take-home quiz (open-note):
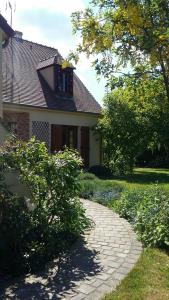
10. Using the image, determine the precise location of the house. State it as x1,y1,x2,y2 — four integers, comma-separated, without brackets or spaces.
0,14,14,144
1,19,101,167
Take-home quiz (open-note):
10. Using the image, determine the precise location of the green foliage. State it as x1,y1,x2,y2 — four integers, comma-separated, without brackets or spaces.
97,91,145,174
96,74,169,174
112,185,169,248
0,189,32,274
88,165,112,178
0,138,89,275
78,171,97,181
135,186,169,248
112,189,143,224
71,0,169,174
71,0,169,100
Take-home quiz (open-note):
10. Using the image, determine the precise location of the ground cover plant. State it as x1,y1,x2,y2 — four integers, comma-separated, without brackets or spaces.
0,138,89,275
79,171,123,205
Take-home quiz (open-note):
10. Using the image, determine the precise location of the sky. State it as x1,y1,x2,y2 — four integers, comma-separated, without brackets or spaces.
0,0,106,105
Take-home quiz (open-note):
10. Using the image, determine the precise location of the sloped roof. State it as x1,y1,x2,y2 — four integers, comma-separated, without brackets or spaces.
2,37,101,114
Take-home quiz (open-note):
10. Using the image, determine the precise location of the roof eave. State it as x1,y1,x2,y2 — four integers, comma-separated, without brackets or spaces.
0,14,14,40
3,101,102,116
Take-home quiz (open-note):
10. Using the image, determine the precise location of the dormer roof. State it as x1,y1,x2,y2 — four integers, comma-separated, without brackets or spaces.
37,54,62,70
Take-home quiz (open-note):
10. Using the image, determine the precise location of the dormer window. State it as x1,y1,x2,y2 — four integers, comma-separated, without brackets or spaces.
55,65,73,97
62,72,69,93
37,55,74,98
58,70,69,93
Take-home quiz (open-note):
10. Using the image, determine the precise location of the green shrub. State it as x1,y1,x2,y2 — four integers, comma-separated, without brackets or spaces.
111,189,143,224
88,165,112,178
109,151,134,176
135,186,169,248
0,189,32,274
0,138,90,275
112,185,169,248
78,172,97,181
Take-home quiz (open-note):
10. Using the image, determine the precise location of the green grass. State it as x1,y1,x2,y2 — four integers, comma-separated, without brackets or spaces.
80,168,169,300
108,167,169,192
103,248,169,300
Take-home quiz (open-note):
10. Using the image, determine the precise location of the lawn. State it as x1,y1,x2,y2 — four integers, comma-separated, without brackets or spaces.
80,167,169,300
103,248,169,300
112,168,169,192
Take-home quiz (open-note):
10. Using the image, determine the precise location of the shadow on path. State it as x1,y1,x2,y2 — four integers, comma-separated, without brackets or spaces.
0,238,101,299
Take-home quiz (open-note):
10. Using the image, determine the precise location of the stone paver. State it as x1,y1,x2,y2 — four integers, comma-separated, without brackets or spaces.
0,199,142,300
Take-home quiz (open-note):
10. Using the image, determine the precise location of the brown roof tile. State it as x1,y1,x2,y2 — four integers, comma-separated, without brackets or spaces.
2,38,101,114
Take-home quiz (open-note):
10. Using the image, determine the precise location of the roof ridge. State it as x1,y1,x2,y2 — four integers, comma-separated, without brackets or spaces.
13,36,59,52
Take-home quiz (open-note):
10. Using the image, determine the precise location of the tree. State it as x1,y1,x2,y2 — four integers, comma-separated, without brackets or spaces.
71,0,169,100
97,73,169,174
97,93,145,174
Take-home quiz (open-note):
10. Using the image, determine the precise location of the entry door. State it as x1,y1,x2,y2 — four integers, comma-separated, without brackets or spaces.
81,127,90,168
51,125,62,152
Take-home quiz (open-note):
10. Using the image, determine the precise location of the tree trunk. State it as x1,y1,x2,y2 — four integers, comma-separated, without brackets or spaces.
160,59,169,103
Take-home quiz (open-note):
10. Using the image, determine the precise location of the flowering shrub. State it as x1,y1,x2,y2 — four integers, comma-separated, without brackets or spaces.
0,138,89,275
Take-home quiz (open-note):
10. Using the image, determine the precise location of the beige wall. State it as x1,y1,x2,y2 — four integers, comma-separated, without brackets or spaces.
0,122,9,144
4,171,31,198
4,103,101,167
39,66,54,90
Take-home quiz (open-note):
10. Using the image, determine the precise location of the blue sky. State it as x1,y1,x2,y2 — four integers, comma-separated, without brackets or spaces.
0,0,106,105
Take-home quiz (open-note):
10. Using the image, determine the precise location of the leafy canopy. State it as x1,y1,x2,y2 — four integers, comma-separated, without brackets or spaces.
97,73,169,174
71,0,169,98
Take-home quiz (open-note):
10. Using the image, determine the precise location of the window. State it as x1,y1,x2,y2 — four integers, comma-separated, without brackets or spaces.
62,72,69,93
55,65,73,97
8,122,18,135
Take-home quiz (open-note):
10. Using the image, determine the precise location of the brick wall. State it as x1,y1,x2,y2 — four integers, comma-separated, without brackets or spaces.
4,111,30,141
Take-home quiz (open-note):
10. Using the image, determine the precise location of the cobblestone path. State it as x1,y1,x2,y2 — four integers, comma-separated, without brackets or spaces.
0,199,142,300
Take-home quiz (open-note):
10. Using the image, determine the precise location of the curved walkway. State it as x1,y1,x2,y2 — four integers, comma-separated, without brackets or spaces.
0,199,142,300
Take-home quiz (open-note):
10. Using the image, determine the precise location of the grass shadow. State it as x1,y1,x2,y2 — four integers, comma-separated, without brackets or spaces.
112,168,169,185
